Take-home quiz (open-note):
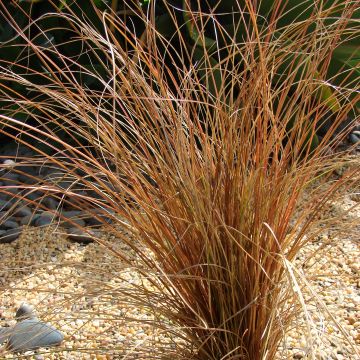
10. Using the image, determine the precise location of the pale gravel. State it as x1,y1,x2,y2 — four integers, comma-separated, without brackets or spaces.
0,195,358,359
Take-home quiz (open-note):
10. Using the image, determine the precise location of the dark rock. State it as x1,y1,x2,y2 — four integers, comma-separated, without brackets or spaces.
86,189,105,200
0,143,34,158
60,210,82,218
2,172,19,184
7,319,64,352
34,212,55,227
45,172,75,191
14,205,32,217
316,114,353,138
67,227,99,243
0,199,14,211
349,133,360,144
61,218,86,228
141,171,158,188
84,216,103,227
41,165,64,177
0,192,10,201
59,210,88,228
16,164,36,173
24,191,45,202
42,197,59,210
0,227,23,243
1,219,19,230
18,173,38,185
85,210,114,227
5,187,20,196
20,214,34,226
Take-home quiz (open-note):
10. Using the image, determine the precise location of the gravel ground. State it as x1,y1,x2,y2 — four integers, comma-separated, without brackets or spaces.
0,194,359,359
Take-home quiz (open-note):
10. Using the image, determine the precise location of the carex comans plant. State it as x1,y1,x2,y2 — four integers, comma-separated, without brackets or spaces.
0,0,359,359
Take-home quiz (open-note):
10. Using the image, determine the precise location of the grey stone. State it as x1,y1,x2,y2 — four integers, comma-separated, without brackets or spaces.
0,327,11,345
34,212,54,227
85,216,103,227
20,214,34,226
59,210,86,228
85,210,113,227
60,210,83,218
43,197,59,210
0,199,14,211
67,227,99,243
0,144,33,158
24,191,45,202
18,173,38,185
16,164,36,173
2,172,19,180
45,172,74,190
1,219,19,230
26,213,42,226
62,218,86,228
15,205,32,217
2,173,19,184
0,227,23,243
0,192,10,201
86,189,104,200
5,187,20,196
7,319,64,352
349,133,360,144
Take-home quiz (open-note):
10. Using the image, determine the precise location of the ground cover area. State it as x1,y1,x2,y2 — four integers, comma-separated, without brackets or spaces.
0,185,358,359
0,141,359,360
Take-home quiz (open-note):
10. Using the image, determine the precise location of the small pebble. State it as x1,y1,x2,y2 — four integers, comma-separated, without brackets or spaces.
15,303,36,321
2,159,16,167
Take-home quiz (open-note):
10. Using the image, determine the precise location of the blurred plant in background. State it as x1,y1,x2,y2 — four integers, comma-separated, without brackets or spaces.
1,0,359,144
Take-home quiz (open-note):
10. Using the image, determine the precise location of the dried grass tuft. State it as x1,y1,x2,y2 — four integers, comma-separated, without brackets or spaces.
0,1,359,359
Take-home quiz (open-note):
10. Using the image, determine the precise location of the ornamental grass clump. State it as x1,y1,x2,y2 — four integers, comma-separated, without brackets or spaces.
0,0,359,359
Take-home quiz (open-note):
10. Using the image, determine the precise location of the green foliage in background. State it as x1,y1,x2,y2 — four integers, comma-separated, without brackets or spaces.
0,0,359,145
